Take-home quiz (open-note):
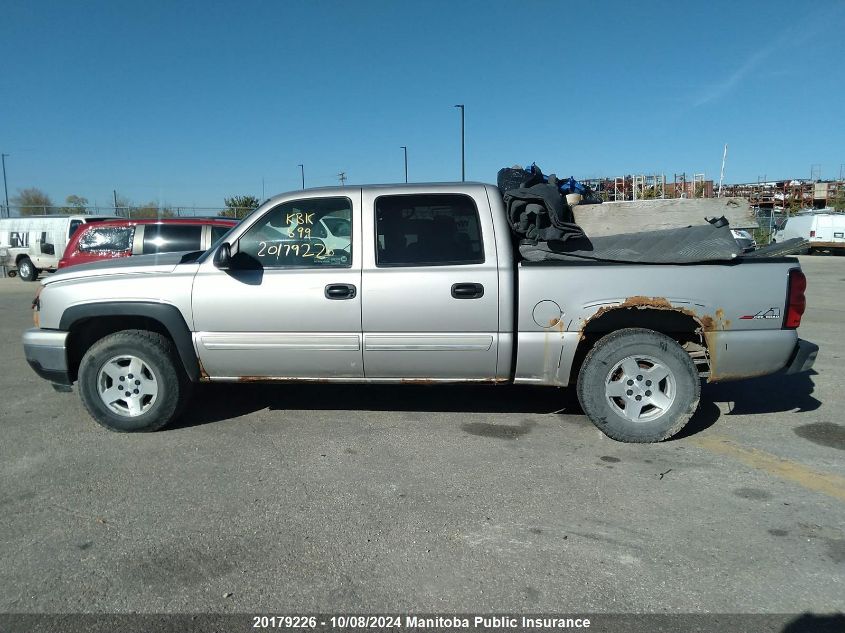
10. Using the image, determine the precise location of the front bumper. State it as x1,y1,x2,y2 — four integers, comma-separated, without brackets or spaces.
785,338,818,375
22,328,72,386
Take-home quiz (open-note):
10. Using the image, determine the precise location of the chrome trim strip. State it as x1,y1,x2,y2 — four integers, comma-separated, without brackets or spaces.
364,334,493,352
198,333,361,351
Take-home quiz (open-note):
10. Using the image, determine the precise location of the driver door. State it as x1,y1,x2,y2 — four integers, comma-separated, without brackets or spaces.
191,192,363,379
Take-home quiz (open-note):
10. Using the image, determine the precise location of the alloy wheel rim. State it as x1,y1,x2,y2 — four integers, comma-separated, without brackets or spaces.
605,355,676,422
97,355,158,417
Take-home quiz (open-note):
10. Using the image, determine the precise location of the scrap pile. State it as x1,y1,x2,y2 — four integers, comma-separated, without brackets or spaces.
497,164,747,264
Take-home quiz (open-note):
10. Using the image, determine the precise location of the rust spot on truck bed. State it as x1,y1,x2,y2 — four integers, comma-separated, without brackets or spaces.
585,296,732,334
588,296,673,323
580,295,732,381
587,296,705,328
620,295,673,309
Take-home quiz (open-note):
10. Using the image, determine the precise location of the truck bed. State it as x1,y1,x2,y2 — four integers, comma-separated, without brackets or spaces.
514,257,801,386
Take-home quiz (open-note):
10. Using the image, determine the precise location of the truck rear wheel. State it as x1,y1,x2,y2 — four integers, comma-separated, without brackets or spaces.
77,330,191,432
576,328,700,443
18,257,38,282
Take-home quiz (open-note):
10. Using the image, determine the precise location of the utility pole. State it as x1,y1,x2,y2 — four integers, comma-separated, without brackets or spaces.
338,172,347,186
718,144,728,198
454,104,465,181
298,164,305,190
400,146,408,183
1,153,9,218
113,189,124,218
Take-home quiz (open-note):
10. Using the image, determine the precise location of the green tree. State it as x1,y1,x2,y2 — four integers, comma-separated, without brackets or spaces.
219,195,260,219
11,187,53,215
113,195,133,218
63,194,89,214
112,196,174,219
131,201,175,219
831,187,845,212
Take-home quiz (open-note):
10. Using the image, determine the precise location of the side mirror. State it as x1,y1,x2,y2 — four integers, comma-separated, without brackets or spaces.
213,242,231,269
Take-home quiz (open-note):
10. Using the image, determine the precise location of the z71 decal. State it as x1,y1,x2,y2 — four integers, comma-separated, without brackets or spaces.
740,308,781,320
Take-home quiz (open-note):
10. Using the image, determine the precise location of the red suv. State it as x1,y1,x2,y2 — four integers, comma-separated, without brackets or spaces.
58,218,238,269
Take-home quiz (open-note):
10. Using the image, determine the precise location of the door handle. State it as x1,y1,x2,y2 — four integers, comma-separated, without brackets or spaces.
451,282,484,299
325,283,357,300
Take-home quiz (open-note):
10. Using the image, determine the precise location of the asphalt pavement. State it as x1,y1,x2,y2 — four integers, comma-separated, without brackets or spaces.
0,257,843,615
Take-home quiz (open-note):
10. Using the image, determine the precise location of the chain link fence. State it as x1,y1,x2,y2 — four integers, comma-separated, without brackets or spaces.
0,205,257,219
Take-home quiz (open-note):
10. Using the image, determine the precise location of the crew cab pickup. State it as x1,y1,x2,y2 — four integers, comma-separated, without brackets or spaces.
22,183,818,442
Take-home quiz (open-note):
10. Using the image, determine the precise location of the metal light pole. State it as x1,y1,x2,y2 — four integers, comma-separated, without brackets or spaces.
1,154,9,218
717,144,728,198
453,104,465,182
298,164,305,190
400,146,408,183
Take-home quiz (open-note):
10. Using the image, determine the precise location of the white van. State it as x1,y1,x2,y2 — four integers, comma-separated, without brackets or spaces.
0,215,118,281
773,213,845,253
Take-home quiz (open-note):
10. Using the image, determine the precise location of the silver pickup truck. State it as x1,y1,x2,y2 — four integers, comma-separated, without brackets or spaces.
22,183,818,442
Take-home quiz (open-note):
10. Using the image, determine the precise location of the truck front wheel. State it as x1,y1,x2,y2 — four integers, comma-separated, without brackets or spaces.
77,330,191,432
576,328,700,442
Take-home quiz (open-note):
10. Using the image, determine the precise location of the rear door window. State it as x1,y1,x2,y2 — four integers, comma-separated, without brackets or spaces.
142,225,203,254
375,194,484,267
78,227,134,253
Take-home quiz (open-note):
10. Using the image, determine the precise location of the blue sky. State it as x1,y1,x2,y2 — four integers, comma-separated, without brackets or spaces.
1,0,843,208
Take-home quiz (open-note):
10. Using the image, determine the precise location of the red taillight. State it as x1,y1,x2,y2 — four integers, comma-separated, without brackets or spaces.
810,230,816,238
57,258,66,269
785,269,806,329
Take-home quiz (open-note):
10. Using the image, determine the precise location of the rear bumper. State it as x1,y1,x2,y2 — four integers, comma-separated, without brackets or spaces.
784,338,818,375
22,328,71,386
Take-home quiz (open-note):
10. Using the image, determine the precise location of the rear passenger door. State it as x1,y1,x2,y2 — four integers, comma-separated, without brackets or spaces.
361,191,499,380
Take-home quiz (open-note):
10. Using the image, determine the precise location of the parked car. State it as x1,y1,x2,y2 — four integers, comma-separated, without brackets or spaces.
57,218,238,269
730,229,757,253
0,215,118,280
772,213,845,254
23,183,816,442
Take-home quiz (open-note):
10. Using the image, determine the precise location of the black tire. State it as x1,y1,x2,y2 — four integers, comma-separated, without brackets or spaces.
78,329,191,432
576,328,700,443
18,257,38,282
